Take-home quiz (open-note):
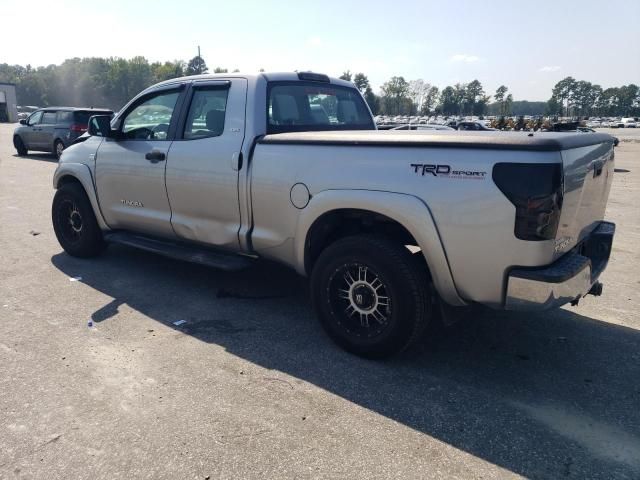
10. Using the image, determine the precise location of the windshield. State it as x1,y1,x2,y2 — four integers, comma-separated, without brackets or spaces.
267,82,374,134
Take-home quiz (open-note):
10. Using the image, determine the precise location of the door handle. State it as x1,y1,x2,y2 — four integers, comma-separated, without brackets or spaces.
145,150,166,163
231,152,243,171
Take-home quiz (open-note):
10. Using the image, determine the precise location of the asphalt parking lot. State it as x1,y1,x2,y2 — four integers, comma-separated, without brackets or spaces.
1,123,639,480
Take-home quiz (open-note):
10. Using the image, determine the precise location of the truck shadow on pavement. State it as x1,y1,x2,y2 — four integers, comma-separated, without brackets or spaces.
13,153,58,163
51,247,640,479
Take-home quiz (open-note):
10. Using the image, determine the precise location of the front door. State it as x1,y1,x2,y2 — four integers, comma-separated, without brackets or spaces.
165,79,247,249
23,111,43,149
95,86,184,238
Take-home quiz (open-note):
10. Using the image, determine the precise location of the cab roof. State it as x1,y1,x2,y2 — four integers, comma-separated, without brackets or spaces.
152,72,354,90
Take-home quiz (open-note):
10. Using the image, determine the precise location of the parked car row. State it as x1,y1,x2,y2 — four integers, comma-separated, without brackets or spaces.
14,105,623,162
375,115,494,127
391,124,454,131
13,107,113,159
586,117,637,128
377,114,638,130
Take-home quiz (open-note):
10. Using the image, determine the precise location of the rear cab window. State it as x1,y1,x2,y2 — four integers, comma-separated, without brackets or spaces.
267,82,374,134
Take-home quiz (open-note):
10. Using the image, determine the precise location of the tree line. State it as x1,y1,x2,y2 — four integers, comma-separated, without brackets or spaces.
341,71,502,116
0,55,637,117
332,72,638,118
546,77,639,117
0,55,238,110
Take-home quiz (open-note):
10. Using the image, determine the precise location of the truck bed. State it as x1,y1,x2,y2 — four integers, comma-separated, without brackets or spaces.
253,129,615,307
259,130,615,152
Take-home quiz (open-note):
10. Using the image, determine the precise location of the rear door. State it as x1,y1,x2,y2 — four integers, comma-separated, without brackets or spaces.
95,85,186,238
39,110,58,150
56,110,75,142
165,79,247,249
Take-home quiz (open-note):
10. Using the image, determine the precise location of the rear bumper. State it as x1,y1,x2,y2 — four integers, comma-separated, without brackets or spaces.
505,221,615,310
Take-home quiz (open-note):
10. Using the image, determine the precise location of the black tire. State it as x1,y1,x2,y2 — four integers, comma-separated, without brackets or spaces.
14,136,27,156
311,234,432,359
54,140,64,160
52,183,105,258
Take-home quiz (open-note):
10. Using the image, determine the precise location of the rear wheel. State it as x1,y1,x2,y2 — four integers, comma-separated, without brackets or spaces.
311,235,432,358
54,140,64,160
14,136,27,156
52,183,105,257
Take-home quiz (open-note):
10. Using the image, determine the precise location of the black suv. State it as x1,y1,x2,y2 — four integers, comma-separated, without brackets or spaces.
13,107,113,160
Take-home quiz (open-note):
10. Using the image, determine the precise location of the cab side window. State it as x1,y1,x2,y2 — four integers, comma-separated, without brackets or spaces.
183,88,229,139
121,90,180,140
28,111,42,126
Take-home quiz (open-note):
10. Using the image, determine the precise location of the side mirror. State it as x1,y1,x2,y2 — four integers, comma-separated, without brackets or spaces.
87,115,115,138
19,119,27,125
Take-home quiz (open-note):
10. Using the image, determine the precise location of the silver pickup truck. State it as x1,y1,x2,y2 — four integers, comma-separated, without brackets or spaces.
51,72,616,358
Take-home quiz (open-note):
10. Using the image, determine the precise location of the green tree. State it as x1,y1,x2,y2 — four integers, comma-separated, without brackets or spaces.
421,86,439,115
494,85,508,115
339,70,352,82
380,76,410,115
351,73,379,114
363,90,380,115
352,73,369,93
552,76,576,116
453,83,467,115
505,94,513,115
572,80,601,116
438,86,457,115
213,67,228,73
618,84,639,115
465,79,485,115
152,61,185,82
186,55,208,75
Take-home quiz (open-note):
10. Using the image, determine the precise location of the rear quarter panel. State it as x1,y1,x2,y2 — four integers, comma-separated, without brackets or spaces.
250,142,562,307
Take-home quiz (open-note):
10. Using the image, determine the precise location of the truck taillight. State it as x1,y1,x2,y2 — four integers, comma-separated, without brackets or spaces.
70,123,87,133
492,163,563,241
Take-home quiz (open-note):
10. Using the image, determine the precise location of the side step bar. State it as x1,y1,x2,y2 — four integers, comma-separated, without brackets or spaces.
104,232,254,271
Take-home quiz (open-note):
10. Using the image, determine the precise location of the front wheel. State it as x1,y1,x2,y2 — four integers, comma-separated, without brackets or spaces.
14,136,27,156
311,235,433,358
52,183,105,257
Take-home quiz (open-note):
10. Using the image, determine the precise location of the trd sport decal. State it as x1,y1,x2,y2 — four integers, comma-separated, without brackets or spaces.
411,164,487,180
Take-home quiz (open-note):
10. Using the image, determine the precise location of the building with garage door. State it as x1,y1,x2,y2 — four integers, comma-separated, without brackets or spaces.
0,82,18,123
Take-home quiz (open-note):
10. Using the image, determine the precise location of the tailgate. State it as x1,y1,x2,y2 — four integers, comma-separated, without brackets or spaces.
554,141,614,258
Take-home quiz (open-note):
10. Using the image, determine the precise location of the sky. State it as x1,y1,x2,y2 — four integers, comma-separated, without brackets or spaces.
2,0,639,101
